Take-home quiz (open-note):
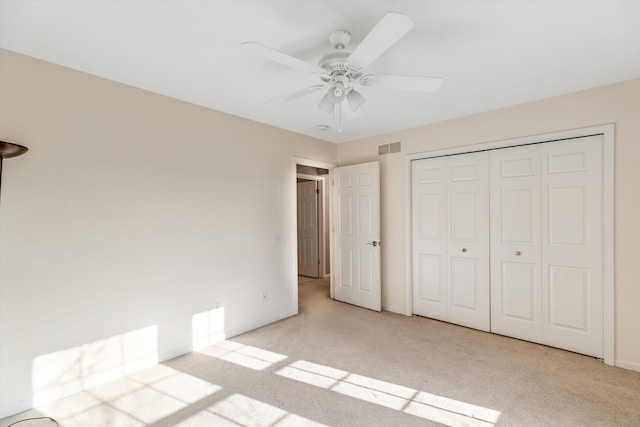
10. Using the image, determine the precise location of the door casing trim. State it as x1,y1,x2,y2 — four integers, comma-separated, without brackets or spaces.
293,157,336,309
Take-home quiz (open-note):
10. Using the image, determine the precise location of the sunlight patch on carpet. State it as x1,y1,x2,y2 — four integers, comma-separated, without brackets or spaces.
175,393,329,427
32,364,222,426
276,360,501,426
197,340,288,371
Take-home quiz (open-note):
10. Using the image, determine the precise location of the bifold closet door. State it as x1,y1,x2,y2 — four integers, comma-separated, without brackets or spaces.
412,152,490,331
491,136,604,357
541,136,603,357
490,145,543,343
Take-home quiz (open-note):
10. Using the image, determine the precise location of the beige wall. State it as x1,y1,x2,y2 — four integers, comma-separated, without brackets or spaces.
338,79,640,371
1,45,638,416
0,49,337,416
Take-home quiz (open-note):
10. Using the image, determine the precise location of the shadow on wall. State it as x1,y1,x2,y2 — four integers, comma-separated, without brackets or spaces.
31,325,159,407
28,305,228,412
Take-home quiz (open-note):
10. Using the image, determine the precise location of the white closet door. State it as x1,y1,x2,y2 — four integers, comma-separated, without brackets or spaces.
412,157,448,322
490,137,604,357
412,152,490,331
490,145,543,343
447,153,490,330
541,136,603,358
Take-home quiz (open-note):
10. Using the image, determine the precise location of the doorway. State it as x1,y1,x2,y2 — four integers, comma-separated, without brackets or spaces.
296,164,329,279
292,158,335,309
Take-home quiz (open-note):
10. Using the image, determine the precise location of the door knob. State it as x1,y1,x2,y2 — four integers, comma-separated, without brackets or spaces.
462,248,467,253
515,251,522,256
367,241,378,247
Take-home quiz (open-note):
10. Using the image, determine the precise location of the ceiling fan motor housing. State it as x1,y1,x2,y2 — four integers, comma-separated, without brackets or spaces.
317,51,361,80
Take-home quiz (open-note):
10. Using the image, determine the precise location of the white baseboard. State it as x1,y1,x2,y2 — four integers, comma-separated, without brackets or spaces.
0,399,32,420
224,310,297,340
615,359,640,373
159,345,193,363
382,305,405,315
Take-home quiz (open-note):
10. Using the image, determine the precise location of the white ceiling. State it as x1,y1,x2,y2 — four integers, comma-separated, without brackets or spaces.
1,1,639,144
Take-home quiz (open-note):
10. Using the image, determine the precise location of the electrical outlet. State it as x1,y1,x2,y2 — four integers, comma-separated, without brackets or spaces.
261,291,268,303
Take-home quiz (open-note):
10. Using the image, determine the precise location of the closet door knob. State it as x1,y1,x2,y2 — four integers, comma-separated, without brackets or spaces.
462,248,467,253
515,251,522,256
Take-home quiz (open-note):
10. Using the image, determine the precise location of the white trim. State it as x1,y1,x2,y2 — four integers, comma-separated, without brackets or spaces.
1,400,32,420
404,154,414,316
615,359,640,373
297,173,324,181
602,127,615,366
225,310,297,340
404,124,615,365
293,157,336,304
293,158,336,171
382,305,406,315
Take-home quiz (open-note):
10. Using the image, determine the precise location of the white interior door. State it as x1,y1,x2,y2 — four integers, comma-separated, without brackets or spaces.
541,136,603,357
332,162,381,311
490,144,543,342
297,181,319,278
412,152,490,331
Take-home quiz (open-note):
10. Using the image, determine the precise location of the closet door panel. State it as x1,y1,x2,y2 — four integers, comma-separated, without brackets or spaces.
447,152,490,331
412,159,448,321
501,261,536,321
490,145,543,343
541,136,603,358
412,152,489,331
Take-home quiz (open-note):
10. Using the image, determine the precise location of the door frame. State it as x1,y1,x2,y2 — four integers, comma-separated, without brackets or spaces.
404,124,615,365
292,157,336,311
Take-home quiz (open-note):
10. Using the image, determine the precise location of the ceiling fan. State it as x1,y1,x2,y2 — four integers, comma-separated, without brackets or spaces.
242,12,443,131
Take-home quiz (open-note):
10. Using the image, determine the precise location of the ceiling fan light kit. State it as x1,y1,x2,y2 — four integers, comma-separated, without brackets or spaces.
346,88,366,112
243,12,443,132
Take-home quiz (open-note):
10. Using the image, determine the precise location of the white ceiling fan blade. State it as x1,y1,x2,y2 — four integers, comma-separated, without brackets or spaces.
364,74,444,92
267,85,325,104
241,42,323,74
347,12,413,70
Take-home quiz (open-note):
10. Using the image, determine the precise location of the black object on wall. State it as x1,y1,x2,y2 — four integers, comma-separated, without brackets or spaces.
0,140,29,193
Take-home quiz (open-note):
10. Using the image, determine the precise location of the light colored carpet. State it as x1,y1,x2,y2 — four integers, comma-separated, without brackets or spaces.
298,275,315,285
3,278,639,426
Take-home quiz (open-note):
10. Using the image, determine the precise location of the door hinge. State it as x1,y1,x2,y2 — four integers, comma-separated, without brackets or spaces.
316,188,319,194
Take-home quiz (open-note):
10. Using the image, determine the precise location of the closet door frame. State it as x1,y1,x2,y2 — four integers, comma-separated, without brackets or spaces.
404,124,614,366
